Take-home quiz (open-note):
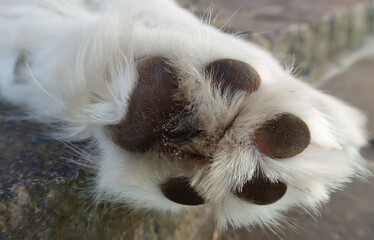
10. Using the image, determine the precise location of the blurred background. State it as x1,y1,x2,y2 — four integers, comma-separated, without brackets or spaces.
1,0,373,239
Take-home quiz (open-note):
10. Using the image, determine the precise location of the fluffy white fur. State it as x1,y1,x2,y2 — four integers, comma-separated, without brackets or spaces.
0,0,368,230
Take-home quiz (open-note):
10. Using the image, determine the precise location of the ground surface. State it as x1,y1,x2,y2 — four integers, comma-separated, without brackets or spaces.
180,0,369,36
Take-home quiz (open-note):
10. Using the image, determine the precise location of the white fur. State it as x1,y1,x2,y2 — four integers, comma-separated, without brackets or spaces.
0,0,368,230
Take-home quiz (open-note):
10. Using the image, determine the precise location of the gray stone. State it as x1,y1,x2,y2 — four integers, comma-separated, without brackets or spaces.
311,16,331,68
329,10,351,59
0,105,212,240
369,3,374,33
348,4,369,49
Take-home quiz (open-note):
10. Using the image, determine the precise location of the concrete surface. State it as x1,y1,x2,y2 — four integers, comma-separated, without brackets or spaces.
321,56,374,139
180,0,374,77
180,0,371,35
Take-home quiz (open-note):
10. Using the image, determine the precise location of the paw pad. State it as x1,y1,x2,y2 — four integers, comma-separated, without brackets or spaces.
161,177,205,205
254,113,311,159
205,59,261,94
108,57,310,208
234,176,287,205
107,57,188,152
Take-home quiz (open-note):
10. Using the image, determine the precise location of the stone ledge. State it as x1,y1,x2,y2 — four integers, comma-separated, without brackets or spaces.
1,0,374,239
181,0,374,80
0,111,215,239
270,2,374,81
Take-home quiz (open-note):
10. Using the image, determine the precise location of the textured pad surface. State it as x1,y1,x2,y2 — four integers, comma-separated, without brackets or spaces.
234,176,287,205
254,113,311,159
107,57,184,152
161,177,205,205
205,59,261,94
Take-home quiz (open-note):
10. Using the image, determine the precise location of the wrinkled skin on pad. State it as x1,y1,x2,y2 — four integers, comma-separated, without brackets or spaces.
107,57,188,153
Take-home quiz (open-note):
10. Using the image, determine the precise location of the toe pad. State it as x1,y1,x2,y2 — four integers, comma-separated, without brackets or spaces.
254,113,311,159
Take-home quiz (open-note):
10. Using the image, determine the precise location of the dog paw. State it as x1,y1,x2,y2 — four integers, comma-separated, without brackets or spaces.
0,0,368,231
97,51,367,229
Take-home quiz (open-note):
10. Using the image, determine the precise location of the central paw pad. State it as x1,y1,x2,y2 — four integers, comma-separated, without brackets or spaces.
107,56,189,152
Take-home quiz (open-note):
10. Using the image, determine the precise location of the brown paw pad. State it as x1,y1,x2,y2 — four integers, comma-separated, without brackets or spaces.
161,177,205,205
234,176,287,205
254,113,311,159
107,56,189,152
205,59,261,94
